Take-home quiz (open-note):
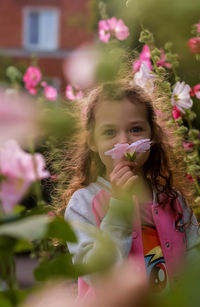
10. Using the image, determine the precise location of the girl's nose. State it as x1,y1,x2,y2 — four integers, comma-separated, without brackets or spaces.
118,132,129,144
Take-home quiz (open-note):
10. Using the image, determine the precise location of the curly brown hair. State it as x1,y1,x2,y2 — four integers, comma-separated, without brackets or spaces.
53,79,195,218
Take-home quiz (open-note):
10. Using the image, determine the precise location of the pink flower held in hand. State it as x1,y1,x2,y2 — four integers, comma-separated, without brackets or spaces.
188,37,200,53
132,45,152,72
0,140,50,213
65,85,83,101
105,138,151,161
23,66,42,95
98,17,129,43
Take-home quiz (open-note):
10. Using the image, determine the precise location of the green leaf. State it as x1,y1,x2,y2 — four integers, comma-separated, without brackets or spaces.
14,239,33,253
0,215,49,240
34,254,78,281
0,294,12,307
46,218,77,243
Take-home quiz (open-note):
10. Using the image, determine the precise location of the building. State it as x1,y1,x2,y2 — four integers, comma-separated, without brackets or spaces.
0,0,94,90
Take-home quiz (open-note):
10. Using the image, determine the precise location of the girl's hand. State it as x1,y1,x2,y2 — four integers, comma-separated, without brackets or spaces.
110,160,138,201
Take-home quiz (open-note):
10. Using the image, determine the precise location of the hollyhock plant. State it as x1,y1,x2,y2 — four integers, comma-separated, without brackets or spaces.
0,140,50,213
171,81,193,113
42,83,58,101
132,45,152,72
98,17,129,43
191,84,200,99
196,23,200,33
0,89,38,146
183,142,194,151
172,105,181,120
23,66,42,95
157,49,171,68
65,85,83,101
105,139,151,161
99,20,111,43
134,63,156,94
187,37,200,53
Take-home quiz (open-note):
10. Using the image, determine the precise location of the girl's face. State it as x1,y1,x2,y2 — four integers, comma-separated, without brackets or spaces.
90,99,152,179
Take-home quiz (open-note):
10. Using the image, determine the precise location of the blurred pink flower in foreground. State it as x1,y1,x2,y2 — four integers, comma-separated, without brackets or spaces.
172,105,181,120
99,17,129,43
23,66,42,95
22,260,147,307
0,89,38,146
134,63,156,94
171,81,193,113
157,49,171,69
41,82,58,101
105,139,151,160
132,45,152,72
187,37,200,53
64,44,99,90
65,85,83,101
0,140,50,213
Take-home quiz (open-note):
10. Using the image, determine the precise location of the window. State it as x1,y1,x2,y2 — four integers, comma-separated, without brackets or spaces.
24,9,59,51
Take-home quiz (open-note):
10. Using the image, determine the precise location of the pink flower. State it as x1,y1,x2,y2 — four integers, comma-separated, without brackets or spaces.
63,44,99,90
188,37,200,53
183,142,194,151
0,89,38,146
157,49,171,69
132,45,152,72
65,85,83,101
172,105,181,120
99,20,111,43
105,139,151,160
23,66,42,95
196,23,200,33
107,17,130,41
98,17,129,43
44,86,58,101
134,63,156,94
193,84,200,99
186,174,194,183
0,140,50,213
171,81,193,113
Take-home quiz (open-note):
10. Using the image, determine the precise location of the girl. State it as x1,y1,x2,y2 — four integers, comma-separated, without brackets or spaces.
62,80,200,296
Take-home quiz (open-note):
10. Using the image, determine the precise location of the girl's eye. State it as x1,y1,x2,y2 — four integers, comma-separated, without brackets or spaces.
130,126,143,133
103,129,115,136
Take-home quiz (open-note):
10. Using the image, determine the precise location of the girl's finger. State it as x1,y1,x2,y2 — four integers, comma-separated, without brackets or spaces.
122,175,138,191
111,160,137,176
115,171,134,187
110,166,130,183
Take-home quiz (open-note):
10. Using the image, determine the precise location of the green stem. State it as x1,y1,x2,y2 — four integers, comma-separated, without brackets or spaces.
28,139,43,206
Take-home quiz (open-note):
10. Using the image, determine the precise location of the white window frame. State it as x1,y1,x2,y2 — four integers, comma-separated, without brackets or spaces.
23,7,60,51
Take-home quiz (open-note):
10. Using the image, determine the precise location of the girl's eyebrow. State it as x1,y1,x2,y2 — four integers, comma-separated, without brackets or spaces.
98,123,116,130
129,120,146,125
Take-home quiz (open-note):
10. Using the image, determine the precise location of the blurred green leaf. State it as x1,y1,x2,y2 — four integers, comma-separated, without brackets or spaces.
14,239,33,253
0,215,49,240
34,254,76,281
46,218,77,243
0,294,12,307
